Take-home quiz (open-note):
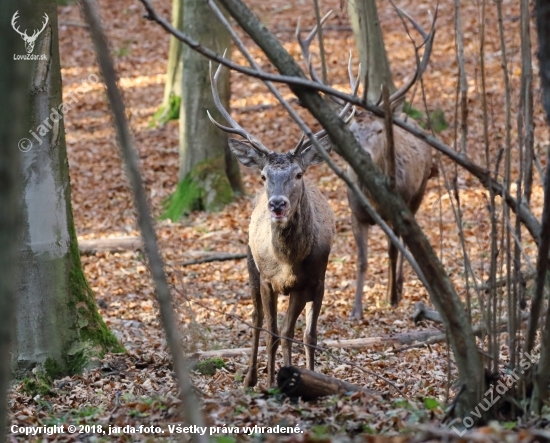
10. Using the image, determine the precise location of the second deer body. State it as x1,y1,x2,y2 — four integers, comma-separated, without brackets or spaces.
348,112,434,318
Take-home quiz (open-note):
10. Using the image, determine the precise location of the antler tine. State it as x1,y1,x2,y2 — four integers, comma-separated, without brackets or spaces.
377,5,437,108
295,11,332,85
207,59,272,155
292,51,360,155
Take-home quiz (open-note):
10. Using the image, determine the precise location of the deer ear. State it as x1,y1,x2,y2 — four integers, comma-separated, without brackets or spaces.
228,139,266,169
299,137,332,168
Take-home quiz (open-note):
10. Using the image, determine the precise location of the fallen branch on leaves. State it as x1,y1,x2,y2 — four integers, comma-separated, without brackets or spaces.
197,329,443,358
180,253,247,266
78,236,142,254
397,312,530,352
78,237,247,264
277,366,380,400
199,312,531,357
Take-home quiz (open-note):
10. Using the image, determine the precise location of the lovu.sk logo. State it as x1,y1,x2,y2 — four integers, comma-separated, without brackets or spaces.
12,10,49,60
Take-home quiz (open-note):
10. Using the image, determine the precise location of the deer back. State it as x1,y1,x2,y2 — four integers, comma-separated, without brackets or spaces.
349,113,433,214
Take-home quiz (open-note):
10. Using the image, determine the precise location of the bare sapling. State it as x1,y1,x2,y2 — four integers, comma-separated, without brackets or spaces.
207,56,352,386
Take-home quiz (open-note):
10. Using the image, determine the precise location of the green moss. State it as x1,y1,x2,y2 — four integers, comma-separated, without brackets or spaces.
68,219,124,356
44,358,62,380
62,205,124,373
149,93,181,128
428,108,448,133
161,155,233,221
22,372,55,397
194,357,226,376
402,101,448,134
403,101,425,122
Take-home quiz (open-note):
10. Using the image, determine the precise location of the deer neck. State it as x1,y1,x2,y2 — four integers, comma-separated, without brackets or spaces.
270,184,312,263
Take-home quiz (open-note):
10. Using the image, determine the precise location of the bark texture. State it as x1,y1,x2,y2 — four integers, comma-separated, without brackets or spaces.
0,1,32,438
150,0,183,126
11,0,120,376
347,0,396,103
167,0,242,219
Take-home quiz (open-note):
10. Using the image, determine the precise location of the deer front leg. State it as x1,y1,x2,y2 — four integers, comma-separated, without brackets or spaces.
261,281,279,386
281,293,307,368
244,249,263,387
351,214,368,319
387,232,401,306
304,283,324,370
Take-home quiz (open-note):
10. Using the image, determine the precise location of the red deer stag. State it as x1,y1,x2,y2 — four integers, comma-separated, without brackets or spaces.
207,58,355,386
296,8,437,319
348,10,437,317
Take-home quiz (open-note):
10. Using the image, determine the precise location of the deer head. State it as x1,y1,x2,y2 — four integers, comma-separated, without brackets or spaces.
12,11,49,54
207,60,357,225
207,62,331,224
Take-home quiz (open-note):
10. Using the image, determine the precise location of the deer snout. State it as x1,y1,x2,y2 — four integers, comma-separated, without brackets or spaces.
268,196,290,220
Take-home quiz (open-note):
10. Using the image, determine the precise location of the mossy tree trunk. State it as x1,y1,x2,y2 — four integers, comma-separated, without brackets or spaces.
0,0,32,437
150,0,183,127
11,0,121,377
347,0,396,104
163,0,243,220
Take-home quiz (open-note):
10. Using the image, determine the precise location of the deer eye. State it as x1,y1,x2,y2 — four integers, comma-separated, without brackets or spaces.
260,174,266,181
296,172,303,180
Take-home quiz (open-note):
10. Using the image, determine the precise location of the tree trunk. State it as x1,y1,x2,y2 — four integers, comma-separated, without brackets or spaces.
11,0,121,377
150,0,183,127
0,1,32,439
347,0,396,104
163,0,242,220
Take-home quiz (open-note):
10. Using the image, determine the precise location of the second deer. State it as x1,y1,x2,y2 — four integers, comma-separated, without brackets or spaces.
297,8,437,319
348,9,437,318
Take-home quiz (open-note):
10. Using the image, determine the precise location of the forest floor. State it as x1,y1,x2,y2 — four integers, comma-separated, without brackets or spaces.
7,0,550,441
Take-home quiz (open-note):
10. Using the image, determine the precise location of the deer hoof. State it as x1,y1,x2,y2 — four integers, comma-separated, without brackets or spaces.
349,308,363,320
244,373,257,388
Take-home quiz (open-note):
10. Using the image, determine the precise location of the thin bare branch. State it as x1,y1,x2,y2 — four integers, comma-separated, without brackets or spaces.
79,1,206,440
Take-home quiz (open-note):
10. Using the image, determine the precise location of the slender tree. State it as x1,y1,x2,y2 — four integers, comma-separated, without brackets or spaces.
162,0,243,220
347,0,396,103
150,0,183,127
0,1,32,438
11,0,121,376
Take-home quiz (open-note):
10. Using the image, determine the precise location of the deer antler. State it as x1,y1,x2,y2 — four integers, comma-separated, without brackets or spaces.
292,16,360,155
11,11,27,38
207,56,272,155
380,4,438,108
29,13,49,39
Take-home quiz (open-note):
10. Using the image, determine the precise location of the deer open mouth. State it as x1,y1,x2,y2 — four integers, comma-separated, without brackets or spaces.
270,210,288,222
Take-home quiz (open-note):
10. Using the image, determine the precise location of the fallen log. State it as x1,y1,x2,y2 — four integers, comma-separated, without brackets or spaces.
78,236,142,254
180,253,247,266
78,237,247,265
196,329,443,358
277,366,379,400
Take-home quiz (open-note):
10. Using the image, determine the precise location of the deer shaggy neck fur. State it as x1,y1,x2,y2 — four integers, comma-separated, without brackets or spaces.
249,180,335,296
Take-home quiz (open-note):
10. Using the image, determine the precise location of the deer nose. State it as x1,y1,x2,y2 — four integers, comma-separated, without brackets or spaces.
268,196,289,214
